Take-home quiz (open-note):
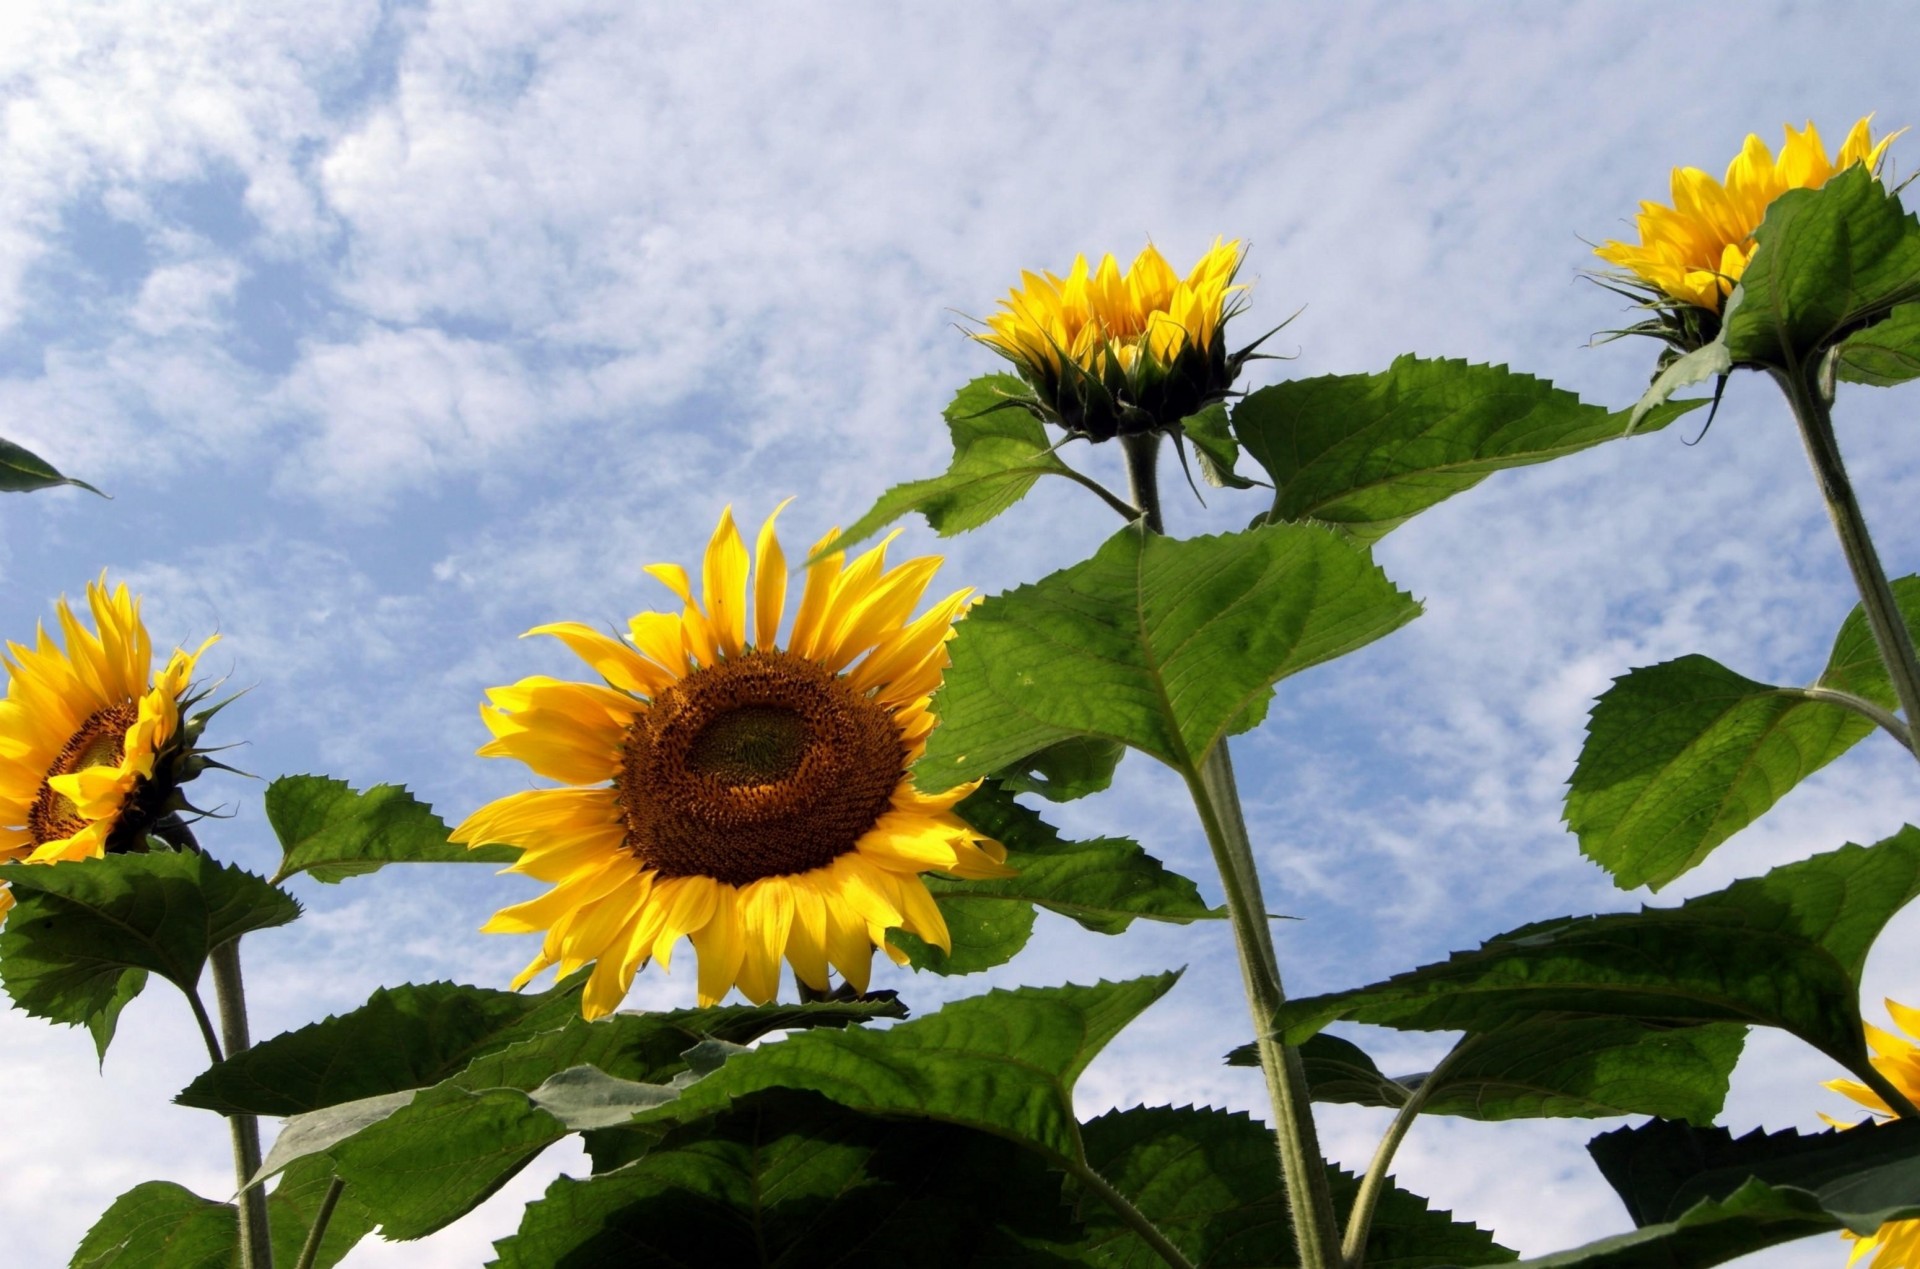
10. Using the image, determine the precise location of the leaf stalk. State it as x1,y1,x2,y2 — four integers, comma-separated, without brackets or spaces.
1339,1035,1479,1268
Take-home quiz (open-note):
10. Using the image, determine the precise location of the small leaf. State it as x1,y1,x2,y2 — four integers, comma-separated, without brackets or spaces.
1835,302,1920,385
1180,404,1257,489
918,521,1419,790
0,851,299,1058
1231,355,1702,543
992,736,1125,802
624,976,1178,1164
1078,1105,1514,1268
833,374,1074,554
1723,165,1920,369
1566,578,1920,890
1271,830,1920,1081
0,435,104,496
1628,340,1733,431
898,784,1219,975
491,1090,1083,1268
71,1181,236,1269
266,775,517,885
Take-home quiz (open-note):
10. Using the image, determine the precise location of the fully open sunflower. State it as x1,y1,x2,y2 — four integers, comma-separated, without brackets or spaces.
1595,117,1902,315
0,578,217,916
1824,998,1920,1267
453,503,1009,1018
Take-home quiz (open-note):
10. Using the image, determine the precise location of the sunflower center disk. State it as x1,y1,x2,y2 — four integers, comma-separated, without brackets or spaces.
619,651,907,886
27,703,139,846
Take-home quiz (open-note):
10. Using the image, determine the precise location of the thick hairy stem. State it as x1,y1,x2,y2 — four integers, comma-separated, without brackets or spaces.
1340,1037,1479,1268
1777,368,1920,767
212,937,275,1269
1123,432,1342,1269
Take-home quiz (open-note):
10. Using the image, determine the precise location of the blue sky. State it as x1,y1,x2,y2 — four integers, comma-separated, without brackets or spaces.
4,3,1919,1264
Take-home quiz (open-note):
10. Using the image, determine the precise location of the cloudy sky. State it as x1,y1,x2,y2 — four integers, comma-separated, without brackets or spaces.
4,2,1919,1264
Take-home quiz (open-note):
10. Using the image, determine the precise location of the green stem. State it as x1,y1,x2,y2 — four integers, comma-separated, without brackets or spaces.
1122,432,1342,1269
1339,1036,1480,1269
1059,464,1152,525
1776,367,1920,763
1859,1060,1920,1121
1063,1155,1199,1269
292,1177,345,1269
212,936,275,1269
1792,686,1914,753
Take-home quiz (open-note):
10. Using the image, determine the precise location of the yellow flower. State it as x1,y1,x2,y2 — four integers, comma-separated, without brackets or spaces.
453,503,1011,1019
1824,998,1920,1266
974,237,1255,440
1595,117,1903,313
0,578,217,916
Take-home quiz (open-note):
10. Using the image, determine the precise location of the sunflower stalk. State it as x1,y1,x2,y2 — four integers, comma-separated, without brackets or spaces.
1121,432,1344,1269
1774,365,1920,771
212,936,274,1268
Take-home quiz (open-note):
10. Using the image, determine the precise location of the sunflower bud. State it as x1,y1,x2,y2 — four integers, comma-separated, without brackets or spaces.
973,238,1262,441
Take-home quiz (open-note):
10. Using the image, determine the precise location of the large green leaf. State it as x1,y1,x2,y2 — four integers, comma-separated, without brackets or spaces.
1721,165,1920,370
1231,356,1700,544
1566,577,1920,890
623,976,1177,1165
1498,1118,1920,1268
1270,831,1920,1082
1229,1020,1743,1125
491,1090,1083,1268
834,374,1077,553
0,850,299,1057
72,1182,236,1269
1836,301,1920,385
0,435,103,495
1077,1105,1513,1268
917,522,1419,790
896,784,1218,975
266,775,517,885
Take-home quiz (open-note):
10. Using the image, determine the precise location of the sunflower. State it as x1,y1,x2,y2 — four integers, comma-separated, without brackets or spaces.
974,237,1257,441
452,504,1010,1019
1595,117,1902,315
1824,998,1920,1266
0,578,217,916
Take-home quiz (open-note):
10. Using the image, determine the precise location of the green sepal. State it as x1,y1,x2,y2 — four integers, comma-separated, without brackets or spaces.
1566,577,1920,890
1078,1105,1514,1267
1232,355,1703,543
1269,830,1920,1085
491,1090,1085,1268
830,374,1078,555
266,774,517,885
0,434,104,495
1179,403,1257,489
897,784,1218,976
1229,1020,1743,1125
71,1181,236,1268
0,850,299,1058
918,521,1419,790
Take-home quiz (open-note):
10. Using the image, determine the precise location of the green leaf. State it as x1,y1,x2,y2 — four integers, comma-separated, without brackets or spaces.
1270,830,1920,1080
0,850,299,1057
1078,1105,1514,1268
833,374,1074,554
1566,578,1920,890
1180,404,1257,490
1501,1119,1920,1268
72,1181,236,1269
0,435,103,495
898,784,1219,975
1232,356,1703,544
266,775,517,885
266,1157,376,1269
991,736,1125,802
491,1090,1083,1268
1231,1021,1744,1125
1722,165,1920,369
918,522,1419,790
1836,301,1920,385
625,976,1177,1164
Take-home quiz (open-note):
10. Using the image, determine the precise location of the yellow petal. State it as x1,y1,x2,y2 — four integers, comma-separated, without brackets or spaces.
702,507,751,659
691,885,746,1006
753,500,793,650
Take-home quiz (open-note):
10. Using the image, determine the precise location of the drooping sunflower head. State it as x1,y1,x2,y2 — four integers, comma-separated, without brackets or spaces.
974,237,1259,441
1593,117,1903,340
0,578,219,914
1823,998,1920,1267
453,503,1010,1019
